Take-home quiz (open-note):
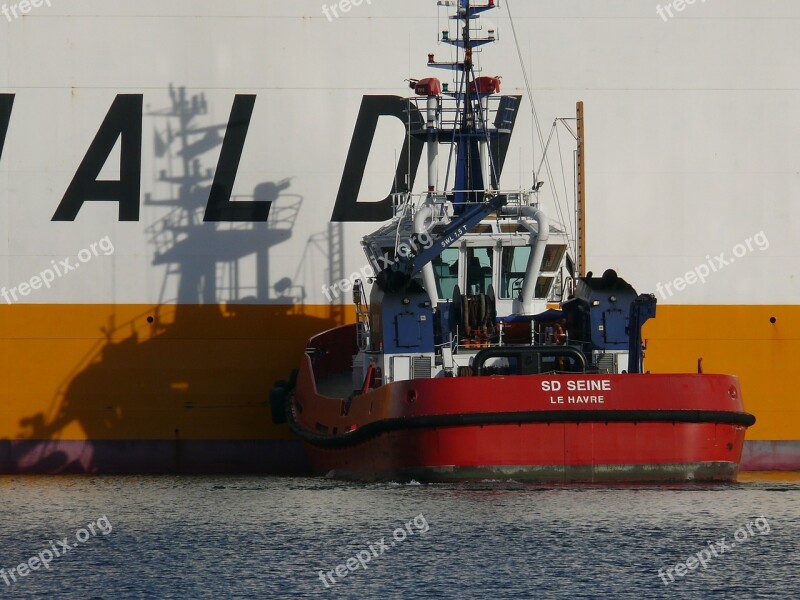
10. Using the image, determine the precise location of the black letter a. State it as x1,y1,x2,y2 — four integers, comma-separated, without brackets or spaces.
52,95,143,221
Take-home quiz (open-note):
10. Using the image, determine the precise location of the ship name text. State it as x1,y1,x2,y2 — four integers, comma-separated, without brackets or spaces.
541,379,612,392
542,379,611,405
549,395,605,405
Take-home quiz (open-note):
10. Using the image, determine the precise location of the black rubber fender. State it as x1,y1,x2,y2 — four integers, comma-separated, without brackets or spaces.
270,380,288,424
269,369,299,425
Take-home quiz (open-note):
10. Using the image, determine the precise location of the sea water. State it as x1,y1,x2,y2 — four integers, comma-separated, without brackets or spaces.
0,473,798,598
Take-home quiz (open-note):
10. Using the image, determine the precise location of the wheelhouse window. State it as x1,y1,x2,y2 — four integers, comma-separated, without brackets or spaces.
500,244,567,299
535,276,555,299
432,248,460,300
541,244,567,272
500,246,529,299
466,248,493,295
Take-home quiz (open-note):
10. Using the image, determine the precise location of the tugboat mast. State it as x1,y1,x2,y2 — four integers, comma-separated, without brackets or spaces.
576,100,586,277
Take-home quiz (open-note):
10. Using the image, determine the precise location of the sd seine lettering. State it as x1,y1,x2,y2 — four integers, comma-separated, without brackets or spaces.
544,379,610,404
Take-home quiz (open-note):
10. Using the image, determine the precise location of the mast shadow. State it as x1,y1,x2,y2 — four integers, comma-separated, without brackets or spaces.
8,85,342,474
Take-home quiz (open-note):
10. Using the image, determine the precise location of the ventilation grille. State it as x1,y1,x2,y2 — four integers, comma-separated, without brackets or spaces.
412,356,432,379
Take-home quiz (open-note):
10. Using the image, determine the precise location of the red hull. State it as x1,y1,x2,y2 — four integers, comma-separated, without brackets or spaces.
302,423,745,482
289,326,754,482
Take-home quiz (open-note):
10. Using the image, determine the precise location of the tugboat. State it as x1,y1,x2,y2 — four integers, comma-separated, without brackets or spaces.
274,0,755,482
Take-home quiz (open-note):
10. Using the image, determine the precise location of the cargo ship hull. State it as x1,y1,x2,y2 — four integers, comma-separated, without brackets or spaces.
0,303,333,474
1,439,307,475
1,0,798,473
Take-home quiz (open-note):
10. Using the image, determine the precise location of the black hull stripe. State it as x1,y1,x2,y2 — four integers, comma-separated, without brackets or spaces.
289,409,756,448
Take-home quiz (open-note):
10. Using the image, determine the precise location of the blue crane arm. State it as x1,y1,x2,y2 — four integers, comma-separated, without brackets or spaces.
376,194,506,292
